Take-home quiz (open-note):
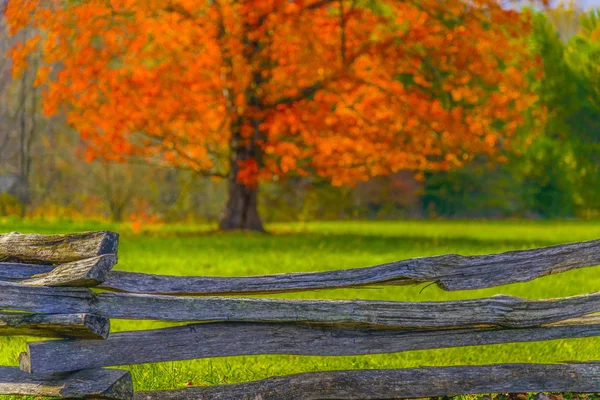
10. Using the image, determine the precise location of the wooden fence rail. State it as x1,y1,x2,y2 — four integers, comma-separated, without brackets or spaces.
0,366,132,400
20,316,600,374
134,363,600,400
0,312,109,339
0,231,118,263
2,283,600,327
3,238,599,294
0,231,599,399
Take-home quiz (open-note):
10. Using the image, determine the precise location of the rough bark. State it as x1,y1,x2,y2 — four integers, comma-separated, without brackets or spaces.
0,312,109,339
19,316,600,373
2,281,600,328
218,19,266,233
19,254,116,287
133,363,600,400
219,174,264,232
0,366,132,400
97,239,600,295
0,231,119,264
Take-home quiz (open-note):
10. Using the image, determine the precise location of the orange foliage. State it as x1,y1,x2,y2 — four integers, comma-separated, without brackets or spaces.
128,200,162,233
5,0,544,187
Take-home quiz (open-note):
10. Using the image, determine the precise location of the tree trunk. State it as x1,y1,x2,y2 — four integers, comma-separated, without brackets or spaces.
219,134,264,232
218,22,265,232
219,176,264,232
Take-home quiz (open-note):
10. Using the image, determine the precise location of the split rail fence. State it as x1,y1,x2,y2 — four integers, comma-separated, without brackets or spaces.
0,230,599,399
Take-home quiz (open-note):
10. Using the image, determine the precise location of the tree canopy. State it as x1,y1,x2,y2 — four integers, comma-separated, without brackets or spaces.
6,0,543,230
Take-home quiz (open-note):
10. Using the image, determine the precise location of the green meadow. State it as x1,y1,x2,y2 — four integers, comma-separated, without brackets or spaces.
1,219,600,396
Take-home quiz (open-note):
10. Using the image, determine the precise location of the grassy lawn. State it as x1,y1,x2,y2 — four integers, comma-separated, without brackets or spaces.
1,219,600,396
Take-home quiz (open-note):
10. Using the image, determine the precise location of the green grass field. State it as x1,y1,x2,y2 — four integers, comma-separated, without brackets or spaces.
1,219,600,397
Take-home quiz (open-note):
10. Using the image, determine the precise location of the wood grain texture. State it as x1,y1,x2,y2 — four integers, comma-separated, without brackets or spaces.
0,231,118,264
19,315,600,373
0,262,53,280
133,363,600,400
100,239,600,294
3,237,598,291
2,281,600,328
20,254,117,287
0,312,109,339
0,282,95,314
0,366,132,399
90,291,600,327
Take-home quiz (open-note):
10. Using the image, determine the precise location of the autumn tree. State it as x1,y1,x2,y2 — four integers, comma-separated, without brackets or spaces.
6,0,542,230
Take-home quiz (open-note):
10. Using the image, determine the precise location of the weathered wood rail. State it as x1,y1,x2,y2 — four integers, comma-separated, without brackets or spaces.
4,238,599,294
134,364,600,400
3,283,600,328
20,316,600,374
0,231,599,399
0,312,109,339
0,366,132,399
0,231,118,263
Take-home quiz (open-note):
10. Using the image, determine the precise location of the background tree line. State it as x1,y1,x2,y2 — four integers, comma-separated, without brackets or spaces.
423,4,600,219
0,1,598,225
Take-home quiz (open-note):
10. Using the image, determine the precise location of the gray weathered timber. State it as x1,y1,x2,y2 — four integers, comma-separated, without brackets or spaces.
0,282,95,314
20,254,117,287
19,315,600,373
2,281,600,328
0,230,118,264
92,291,600,327
3,237,598,291
0,312,109,339
0,366,132,400
133,363,600,400
0,262,52,280
100,239,600,294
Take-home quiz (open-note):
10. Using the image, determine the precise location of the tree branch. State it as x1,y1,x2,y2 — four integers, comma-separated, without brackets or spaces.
266,81,325,108
133,130,228,178
305,0,338,10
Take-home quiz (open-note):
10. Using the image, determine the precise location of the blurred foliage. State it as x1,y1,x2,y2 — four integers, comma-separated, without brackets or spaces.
0,5,598,224
421,8,600,219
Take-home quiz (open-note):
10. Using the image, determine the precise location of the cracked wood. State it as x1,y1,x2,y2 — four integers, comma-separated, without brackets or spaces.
19,315,600,373
4,238,598,293
0,312,109,339
2,282,600,328
98,238,600,294
133,363,600,399
0,231,118,264
0,366,132,399
0,262,52,280
20,254,117,287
